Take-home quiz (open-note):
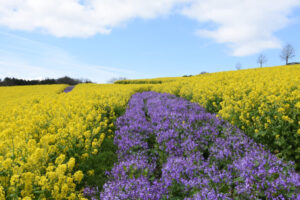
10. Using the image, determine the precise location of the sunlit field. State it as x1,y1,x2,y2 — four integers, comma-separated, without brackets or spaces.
1,65,299,199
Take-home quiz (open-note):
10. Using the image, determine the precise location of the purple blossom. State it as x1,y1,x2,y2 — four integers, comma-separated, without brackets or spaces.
84,91,300,199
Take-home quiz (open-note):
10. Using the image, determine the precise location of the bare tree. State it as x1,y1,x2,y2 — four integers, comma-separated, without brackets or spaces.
280,44,295,65
257,54,267,68
235,62,242,70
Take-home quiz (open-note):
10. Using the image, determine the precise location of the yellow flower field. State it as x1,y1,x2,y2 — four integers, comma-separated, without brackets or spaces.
1,64,299,199
0,84,151,199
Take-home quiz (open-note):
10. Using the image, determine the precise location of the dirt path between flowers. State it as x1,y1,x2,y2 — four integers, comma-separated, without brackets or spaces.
64,86,75,93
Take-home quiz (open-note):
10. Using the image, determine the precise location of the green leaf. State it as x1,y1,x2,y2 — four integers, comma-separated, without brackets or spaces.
234,177,244,183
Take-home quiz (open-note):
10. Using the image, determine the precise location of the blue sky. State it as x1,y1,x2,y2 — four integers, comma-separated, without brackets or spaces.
0,0,300,83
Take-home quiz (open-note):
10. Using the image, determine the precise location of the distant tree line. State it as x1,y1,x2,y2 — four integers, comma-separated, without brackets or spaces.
107,77,127,83
0,76,92,86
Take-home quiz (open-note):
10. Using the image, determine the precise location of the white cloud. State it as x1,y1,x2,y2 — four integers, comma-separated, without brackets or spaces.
0,0,188,37
182,0,300,56
0,0,299,56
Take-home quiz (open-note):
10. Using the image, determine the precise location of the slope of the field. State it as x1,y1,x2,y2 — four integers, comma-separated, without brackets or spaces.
0,84,152,199
118,65,300,168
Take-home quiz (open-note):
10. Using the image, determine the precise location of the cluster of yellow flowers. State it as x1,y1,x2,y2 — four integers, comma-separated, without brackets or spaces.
0,84,150,199
151,65,300,167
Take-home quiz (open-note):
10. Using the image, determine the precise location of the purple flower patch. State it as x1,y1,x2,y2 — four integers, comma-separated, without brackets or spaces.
85,92,300,200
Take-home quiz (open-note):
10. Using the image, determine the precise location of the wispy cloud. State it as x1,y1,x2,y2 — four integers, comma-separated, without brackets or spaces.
0,32,138,83
0,59,61,80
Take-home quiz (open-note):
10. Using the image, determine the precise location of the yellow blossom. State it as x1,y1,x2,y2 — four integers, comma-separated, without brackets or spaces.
55,154,66,165
67,157,76,172
92,149,98,155
73,171,84,183
87,170,94,176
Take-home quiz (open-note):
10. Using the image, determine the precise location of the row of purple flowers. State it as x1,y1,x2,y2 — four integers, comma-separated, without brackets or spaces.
84,92,300,199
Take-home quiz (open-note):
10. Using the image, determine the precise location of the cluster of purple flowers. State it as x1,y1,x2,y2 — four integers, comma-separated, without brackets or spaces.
84,92,300,199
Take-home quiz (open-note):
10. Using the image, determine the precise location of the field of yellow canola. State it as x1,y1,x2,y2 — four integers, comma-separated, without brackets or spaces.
0,84,152,200
1,65,299,199
0,85,67,107
120,65,300,168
